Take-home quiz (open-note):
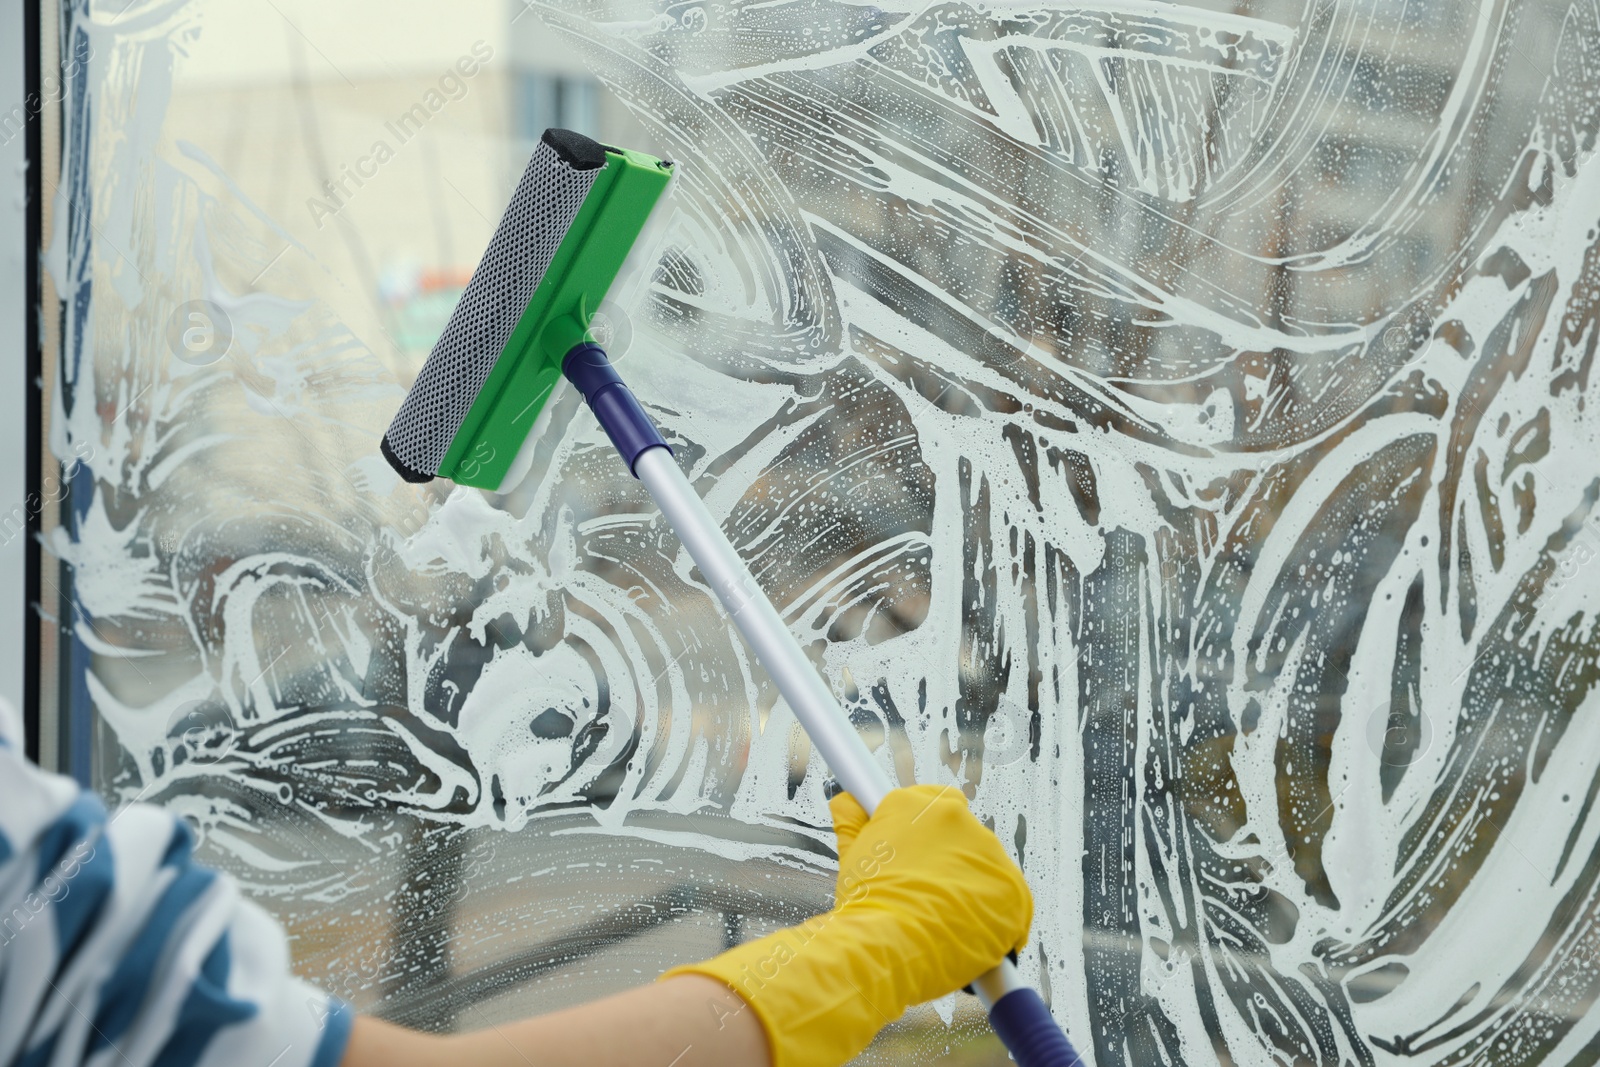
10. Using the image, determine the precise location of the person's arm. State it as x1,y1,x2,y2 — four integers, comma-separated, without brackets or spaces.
342,975,770,1067
338,785,1030,1067
0,692,764,1067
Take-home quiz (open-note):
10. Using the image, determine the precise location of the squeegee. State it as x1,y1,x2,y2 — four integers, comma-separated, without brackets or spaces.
380,128,1080,1067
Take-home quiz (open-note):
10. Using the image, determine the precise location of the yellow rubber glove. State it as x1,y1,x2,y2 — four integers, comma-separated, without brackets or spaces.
662,784,1032,1067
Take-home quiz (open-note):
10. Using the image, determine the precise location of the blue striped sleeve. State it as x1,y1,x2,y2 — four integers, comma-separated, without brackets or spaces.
0,712,355,1067
88,826,221,1055
149,933,259,1067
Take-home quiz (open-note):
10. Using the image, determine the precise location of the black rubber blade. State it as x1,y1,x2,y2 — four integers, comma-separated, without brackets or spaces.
541,128,608,170
381,434,434,483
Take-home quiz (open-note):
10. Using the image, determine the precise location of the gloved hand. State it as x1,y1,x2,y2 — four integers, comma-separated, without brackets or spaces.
661,784,1033,1067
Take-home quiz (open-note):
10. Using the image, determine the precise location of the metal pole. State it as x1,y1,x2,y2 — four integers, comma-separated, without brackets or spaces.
568,347,1083,1058
633,443,1039,1009
632,444,894,812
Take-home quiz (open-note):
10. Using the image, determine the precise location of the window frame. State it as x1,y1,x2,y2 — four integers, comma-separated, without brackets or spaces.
0,0,43,764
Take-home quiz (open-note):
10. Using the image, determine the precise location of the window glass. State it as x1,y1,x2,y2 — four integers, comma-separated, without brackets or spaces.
43,0,1600,1061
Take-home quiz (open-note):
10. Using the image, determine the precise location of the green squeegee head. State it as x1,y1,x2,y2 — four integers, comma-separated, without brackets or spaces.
380,128,673,491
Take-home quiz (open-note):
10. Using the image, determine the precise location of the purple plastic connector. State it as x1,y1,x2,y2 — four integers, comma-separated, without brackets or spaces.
561,343,671,475
988,988,1083,1067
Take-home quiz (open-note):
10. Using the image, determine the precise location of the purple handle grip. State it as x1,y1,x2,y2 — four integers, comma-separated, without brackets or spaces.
988,988,1083,1067
562,343,670,475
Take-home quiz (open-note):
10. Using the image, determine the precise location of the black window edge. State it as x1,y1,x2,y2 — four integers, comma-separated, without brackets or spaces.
24,0,42,764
